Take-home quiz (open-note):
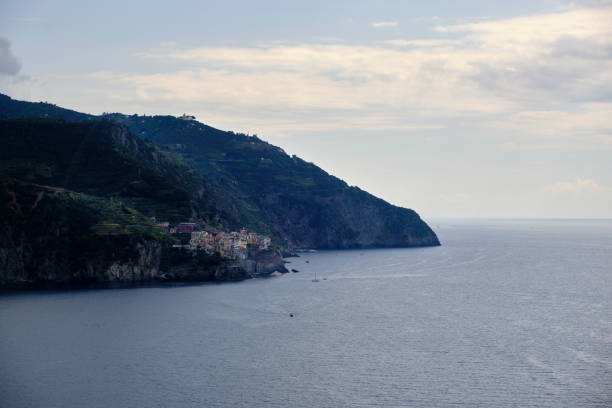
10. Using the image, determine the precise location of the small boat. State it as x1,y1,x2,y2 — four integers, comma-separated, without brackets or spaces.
312,269,319,282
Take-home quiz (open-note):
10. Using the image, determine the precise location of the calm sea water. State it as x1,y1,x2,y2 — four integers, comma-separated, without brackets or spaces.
1,219,611,408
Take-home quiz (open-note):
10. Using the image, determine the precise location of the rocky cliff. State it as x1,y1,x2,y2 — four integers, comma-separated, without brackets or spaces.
0,178,267,288
0,146,269,288
0,177,158,286
237,248,290,276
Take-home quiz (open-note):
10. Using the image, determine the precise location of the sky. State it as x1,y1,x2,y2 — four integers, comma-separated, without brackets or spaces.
1,0,611,218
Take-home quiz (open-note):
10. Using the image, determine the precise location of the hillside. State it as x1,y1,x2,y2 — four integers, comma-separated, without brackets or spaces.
0,93,440,249
0,118,226,224
0,176,165,285
0,93,92,122
0,119,261,287
106,114,440,248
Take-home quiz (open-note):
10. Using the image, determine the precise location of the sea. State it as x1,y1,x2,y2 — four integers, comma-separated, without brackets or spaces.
1,219,611,408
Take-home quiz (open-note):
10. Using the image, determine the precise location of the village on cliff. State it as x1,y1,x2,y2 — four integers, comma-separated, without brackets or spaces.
155,220,271,260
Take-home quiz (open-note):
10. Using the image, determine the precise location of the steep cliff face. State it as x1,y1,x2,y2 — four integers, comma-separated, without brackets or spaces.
159,263,252,282
0,178,160,286
99,240,162,282
258,183,438,249
237,249,289,276
0,178,254,287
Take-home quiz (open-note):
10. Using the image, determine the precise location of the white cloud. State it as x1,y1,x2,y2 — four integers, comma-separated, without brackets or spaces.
372,21,398,28
133,42,521,119
547,177,605,193
31,5,612,146
485,104,612,150
434,6,611,40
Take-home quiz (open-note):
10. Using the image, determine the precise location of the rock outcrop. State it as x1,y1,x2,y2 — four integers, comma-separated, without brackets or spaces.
236,249,289,276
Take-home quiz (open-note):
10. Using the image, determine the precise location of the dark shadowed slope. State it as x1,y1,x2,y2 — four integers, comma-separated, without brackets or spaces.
0,118,223,224
0,93,92,122
0,119,252,286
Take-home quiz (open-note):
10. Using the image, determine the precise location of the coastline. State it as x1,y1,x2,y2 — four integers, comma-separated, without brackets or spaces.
0,243,444,291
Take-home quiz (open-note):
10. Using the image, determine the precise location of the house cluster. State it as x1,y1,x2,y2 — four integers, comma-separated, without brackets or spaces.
157,221,271,259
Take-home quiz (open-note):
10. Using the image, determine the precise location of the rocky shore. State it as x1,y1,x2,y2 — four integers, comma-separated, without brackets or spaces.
0,243,289,289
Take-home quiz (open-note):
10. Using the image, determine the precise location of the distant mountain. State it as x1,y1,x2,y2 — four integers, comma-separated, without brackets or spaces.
0,93,440,249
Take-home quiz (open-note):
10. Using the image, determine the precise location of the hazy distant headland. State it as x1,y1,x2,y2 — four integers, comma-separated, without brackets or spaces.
0,93,439,288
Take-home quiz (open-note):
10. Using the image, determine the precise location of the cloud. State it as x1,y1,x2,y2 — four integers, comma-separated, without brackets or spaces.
485,104,612,149
547,177,604,193
134,43,519,117
0,37,21,76
434,6,611,40
371,21,398,28
46,4,612,145
551,35,612,60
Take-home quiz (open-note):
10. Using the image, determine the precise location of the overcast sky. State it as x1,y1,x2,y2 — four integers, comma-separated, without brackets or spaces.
1,0,611,218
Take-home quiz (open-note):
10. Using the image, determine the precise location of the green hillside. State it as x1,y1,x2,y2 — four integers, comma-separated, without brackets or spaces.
0,176,166,285
106,114,440,248
0,118,246,287
1,93,440,249
0,118,219,224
